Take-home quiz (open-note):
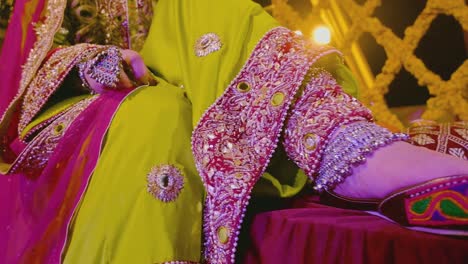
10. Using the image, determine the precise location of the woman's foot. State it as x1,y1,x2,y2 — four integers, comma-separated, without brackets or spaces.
333,141,468,199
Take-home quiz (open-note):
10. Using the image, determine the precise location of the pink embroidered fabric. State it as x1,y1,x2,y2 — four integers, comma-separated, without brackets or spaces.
0,90,131,263
9,97,97,177
18,44,104,134
191,27,340,263
283,69,373,191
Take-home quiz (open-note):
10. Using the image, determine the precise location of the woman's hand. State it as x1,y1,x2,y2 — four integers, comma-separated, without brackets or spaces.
121,49,156,86
84,48,156,93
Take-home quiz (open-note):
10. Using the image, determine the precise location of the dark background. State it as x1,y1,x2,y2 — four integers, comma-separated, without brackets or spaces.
255,0,467,107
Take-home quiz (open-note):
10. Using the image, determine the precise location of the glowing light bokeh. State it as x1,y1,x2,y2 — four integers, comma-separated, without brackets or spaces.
312,25,331,45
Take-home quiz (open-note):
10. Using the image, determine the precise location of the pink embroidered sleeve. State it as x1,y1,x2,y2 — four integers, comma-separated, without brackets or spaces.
191,26,409,263
191,27,341,263
283,69,408,192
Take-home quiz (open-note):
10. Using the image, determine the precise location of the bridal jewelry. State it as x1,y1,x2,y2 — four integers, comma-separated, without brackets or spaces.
78,46,123,89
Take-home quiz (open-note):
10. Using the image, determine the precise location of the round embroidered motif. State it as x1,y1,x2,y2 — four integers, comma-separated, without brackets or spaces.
53,123,66,135
270,91,285,106
303,133,319,151
147,165,184,202
194,33,222,57
217,226,230,244
236,82,251,93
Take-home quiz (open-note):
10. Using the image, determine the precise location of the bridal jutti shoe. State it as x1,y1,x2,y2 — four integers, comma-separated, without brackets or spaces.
321,174,468,235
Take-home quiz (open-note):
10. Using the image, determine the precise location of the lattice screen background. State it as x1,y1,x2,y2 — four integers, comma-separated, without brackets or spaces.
266,0,468,130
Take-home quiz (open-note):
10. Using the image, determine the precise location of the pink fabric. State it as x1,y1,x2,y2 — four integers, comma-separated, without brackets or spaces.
191,27,340,264
0,0,44,116
9,138,27,156
243,195,468,264
0,90,131,263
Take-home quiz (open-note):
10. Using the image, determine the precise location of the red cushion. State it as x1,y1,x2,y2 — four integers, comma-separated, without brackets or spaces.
243,195,468,264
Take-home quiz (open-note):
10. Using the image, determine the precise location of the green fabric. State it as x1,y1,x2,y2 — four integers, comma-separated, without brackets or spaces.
64,80,204,263
141,0,307,199
314,53,360,99
141,0,279,127
58,0,363,261
140,0,360,199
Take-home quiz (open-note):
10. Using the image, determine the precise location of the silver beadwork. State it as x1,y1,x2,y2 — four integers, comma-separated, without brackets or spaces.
147,164,185,202
315,121,409,192
78,46,123,89
194,33,222,57
77,62,92,90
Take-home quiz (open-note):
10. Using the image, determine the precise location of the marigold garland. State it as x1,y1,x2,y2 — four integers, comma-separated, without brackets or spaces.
269,0,468,130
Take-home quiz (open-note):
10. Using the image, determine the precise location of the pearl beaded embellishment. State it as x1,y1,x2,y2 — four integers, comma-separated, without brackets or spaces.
147,164,185,202
194,33,222,57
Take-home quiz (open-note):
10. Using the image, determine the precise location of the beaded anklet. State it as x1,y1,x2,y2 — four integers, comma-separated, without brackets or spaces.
315,121,409,192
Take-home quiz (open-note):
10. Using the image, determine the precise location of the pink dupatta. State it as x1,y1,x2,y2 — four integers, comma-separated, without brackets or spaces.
0,1,136,263
1,90,131,263
0,0,43,116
